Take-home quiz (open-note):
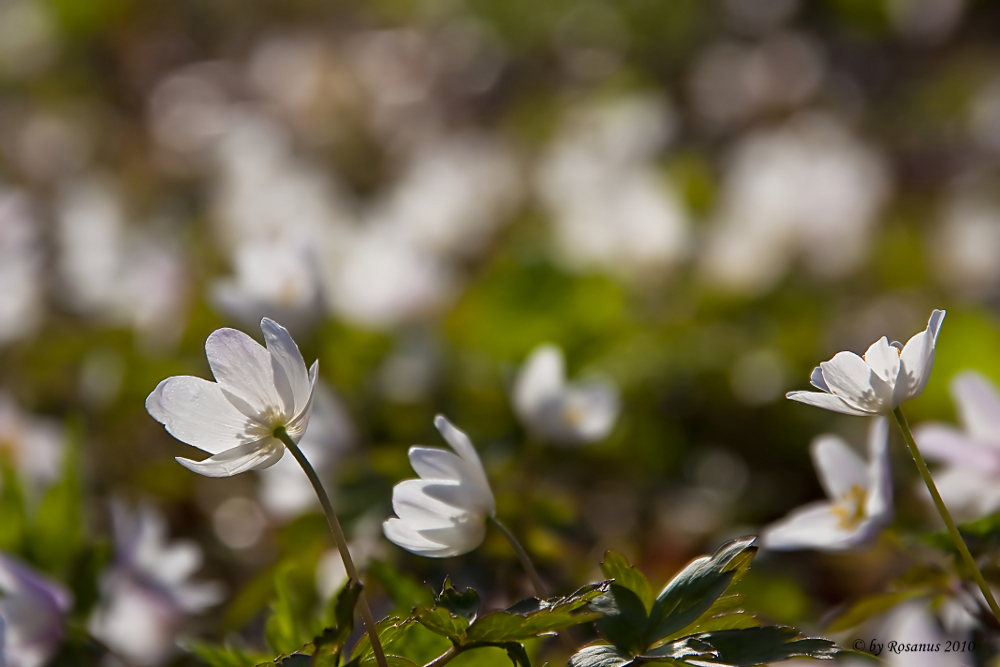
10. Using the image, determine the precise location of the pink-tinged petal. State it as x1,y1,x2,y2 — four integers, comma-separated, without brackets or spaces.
146,377,259,455
894,309,945,407
261,318,311,416
760,502,859,551
811,435,867,500
914,424,1000,473
820,351,893,413
951,371,1000,445
928,467,1000,520
433,416,494,511
175,438,283,478
513,344,565,421
205,328,287,421
408,446,469,483
785,390,874,416
864,417,893,521
864,337,900,384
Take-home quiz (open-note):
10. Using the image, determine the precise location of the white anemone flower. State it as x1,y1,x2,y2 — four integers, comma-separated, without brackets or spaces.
786,310,945,416
513,344,619,446
0,553,72,667
915,371,1000,519
383,416,496,557
146,318,317,477
762,417,892,551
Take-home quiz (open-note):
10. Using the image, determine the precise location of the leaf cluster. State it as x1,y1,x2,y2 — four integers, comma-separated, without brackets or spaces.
569,537,838,667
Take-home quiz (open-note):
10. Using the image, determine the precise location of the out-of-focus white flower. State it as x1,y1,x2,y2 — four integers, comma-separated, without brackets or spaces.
762,417,892,551
54,176,189,345
915,371,1000,519
701,113,890,293
932,193,1000,294
537,94,691,278
257,383,355,518
880,602,967,667
787,310,945,416
0,553,72,667
513,344,619,446
146,318,318,477
90,503,223,666
0,394,63,489
0,189,43,346
316,518,383,599
383,416,495,557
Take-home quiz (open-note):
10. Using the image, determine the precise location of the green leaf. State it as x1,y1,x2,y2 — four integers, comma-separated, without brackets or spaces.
319,579,363,647
465,583,607,644
414,606,470,644
0,462,27,554
30,443,83,574
349,617,415,662
569,645,635,667
826,590,926,633
646,537,757,645
183,639,271,667
641,636,716,661
438,578,481,623
265,565,313,655
592,584,650,655
601,552,655,613
688,626,837,666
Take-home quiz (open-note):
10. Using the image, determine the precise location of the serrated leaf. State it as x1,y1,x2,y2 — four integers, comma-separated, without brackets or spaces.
646,537,757,645
569,645,635,667
642,636,716,660
349,617,415,662
465,583,607,643
592,584,650,655
678,611,759,635
826,589,926,633
689,626,837,666
438,578,480,623
414,605,470,643
601,552,655,613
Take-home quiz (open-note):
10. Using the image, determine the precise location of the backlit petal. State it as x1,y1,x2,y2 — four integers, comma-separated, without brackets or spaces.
146,377,258,455
821,351,893,413
432,416,494,512
864,337,900,385
914,424,1000,473
383,519,459,557
786,390,874,416
261,318,311,416
864,416,893,521
205,328,286,421
760,502,859,551
894,309,945,406
408,447,469,483
175,438,283,478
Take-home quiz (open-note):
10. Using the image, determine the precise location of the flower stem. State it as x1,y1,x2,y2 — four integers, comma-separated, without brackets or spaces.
892,407,1000,624
274,427,389,667
487,515,547,599
425,646,460,667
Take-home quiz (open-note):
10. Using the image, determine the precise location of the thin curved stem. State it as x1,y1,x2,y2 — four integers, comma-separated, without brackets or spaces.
424,646,460,667
275,427,389,667
488,515,547,599
892,407,1000,625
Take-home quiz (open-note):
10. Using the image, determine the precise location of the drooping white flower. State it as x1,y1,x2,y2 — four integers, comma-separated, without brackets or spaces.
512,344,619,446
0,553,72,667
146,318,318,477
786,310,945,416
914,371,1000,519
761,417,892,551
90,503,223,666
383,416,495,557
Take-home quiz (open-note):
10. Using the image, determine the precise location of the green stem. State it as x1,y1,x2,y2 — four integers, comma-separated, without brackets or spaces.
274,427,389,667
488,515,547,599
425,646,460,667
892,407,1000,625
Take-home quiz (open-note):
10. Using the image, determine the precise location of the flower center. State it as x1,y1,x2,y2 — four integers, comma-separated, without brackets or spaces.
831,485,867,530
561,401,587,428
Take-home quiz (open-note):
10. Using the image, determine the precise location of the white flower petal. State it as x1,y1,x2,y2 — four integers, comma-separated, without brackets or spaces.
513,344,565,421
809,366,829,391
951,370,1000,445
915,424,1000,473
390,479,468,526
283,361,319,443
864,416,893,520
893,309,945,406
175,437,283,478
383,518,458,557
928,467,1000,519
820,351,893,413
414,521,487,556
864,337,900,384
432,416,495,512
408,447,469,483
261,318,311,416
761,502,861,551
785,390,873,416
146,377,258,455
810,434,867,500
553,381,620,445
205,328,287,420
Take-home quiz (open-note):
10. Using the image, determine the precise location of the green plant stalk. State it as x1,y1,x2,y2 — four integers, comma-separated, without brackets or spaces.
424,646,460,667
892,407,1000,624
488,515,547,599
274,427,389,667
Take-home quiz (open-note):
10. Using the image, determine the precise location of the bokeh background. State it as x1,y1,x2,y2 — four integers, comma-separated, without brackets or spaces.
2,0,1000,664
